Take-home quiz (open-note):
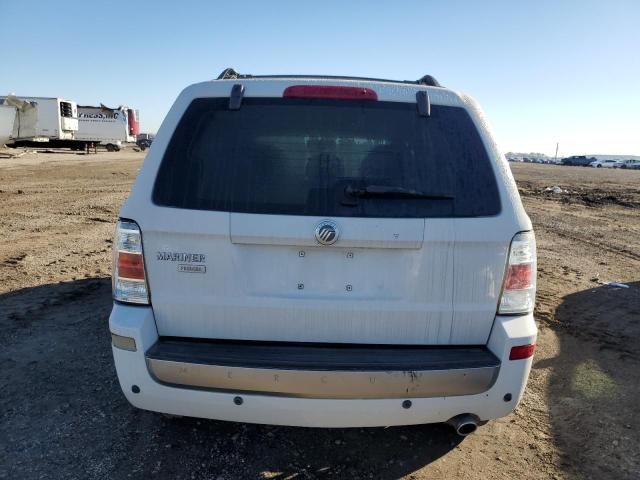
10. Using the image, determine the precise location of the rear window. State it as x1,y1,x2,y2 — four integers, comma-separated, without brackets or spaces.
153,97,501,218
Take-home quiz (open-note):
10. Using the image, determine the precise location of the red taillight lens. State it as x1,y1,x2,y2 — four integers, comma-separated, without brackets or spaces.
509,344,536,360
504,263,533,290
283,85,378,101
117,252,145,280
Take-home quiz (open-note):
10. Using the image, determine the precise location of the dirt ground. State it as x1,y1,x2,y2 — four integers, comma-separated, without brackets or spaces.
1,150,638,479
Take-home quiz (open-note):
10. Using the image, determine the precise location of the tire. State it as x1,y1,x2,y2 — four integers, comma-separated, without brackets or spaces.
105,144,116,152
596,164,602,168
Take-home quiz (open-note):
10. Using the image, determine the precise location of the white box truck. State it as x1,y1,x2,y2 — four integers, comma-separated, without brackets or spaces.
0,96,78,146
75,105,140,151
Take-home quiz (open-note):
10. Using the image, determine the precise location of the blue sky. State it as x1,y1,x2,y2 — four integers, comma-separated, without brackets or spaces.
2,0,639,156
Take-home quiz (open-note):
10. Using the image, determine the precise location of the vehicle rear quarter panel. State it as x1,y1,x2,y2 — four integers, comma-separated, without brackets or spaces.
449,93,532,343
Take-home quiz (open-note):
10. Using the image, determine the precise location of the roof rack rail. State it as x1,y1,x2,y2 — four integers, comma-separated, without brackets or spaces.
215,68,443,87
217,68,253,80
416,75,441,87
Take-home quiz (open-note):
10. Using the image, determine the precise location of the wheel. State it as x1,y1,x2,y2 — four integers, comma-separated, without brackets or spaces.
596,164,602,168
105,144,116,152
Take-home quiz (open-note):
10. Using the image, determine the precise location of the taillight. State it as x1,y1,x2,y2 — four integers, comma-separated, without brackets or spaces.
283,85,378,101
112,219,149,304
498,231,536,315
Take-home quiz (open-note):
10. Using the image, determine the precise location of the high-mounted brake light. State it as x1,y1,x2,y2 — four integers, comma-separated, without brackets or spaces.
283,85,378,101
498,231,536,315
112,220,149,304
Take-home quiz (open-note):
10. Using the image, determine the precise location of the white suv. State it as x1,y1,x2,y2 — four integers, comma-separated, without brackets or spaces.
109,69,537,436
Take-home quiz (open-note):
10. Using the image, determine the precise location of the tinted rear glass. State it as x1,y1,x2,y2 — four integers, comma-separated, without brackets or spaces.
153,97,501,217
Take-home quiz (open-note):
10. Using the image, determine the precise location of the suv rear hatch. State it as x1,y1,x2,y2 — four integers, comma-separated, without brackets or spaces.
141,91,508,345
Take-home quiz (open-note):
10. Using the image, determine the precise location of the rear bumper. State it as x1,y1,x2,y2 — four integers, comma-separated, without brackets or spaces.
145,339,500,399
109,303,537,427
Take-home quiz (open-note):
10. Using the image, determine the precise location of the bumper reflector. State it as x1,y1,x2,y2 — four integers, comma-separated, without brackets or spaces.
112,333,137,352
509,344,535,360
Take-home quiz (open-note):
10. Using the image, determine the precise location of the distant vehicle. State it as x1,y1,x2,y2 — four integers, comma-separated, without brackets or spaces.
561,155,596,167
619,159,640,169
73,105,140,152
136,138,152,150
109,69,537,436
590,159,621,168
136,133,154,150
0,95,78,146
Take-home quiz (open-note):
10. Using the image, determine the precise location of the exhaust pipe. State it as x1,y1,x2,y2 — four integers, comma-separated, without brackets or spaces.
446,414,480,437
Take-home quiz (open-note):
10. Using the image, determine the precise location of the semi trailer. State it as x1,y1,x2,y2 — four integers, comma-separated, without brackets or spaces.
0,96,140,151
0,104,16,147
0,96,79,146
74,105,140,151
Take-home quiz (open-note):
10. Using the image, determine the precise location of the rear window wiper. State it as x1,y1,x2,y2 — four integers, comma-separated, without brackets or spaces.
344,184,455,202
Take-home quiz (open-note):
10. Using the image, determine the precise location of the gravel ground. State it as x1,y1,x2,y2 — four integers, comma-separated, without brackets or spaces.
1,150,639,479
